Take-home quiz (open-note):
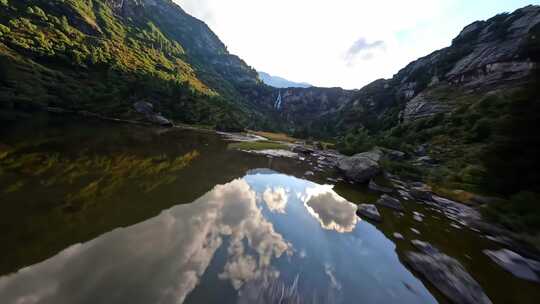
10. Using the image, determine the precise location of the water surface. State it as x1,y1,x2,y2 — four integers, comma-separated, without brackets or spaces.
1,114,539,304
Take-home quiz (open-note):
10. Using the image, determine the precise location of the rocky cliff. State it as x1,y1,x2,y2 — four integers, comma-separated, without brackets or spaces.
273,5,540,137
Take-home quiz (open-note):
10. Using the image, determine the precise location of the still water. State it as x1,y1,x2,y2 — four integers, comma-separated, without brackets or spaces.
0,114,539,303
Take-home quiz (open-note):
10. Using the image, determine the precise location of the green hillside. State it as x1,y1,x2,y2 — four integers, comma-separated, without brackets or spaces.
0,0,264,129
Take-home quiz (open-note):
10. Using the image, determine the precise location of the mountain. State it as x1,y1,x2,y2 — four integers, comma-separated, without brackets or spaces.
258,71,312,88
247,6,540,233
0,0,265,130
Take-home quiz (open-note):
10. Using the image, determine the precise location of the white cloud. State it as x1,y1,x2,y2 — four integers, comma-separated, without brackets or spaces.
176,0,532,89
262,186,288,213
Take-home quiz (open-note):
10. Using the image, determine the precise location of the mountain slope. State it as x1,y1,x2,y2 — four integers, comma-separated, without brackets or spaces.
258,71,312,88
0,0,265,129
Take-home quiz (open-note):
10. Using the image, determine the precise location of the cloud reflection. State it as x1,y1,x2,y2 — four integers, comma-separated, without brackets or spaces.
262,187,289,213
0,178,291,304
301,185,359,233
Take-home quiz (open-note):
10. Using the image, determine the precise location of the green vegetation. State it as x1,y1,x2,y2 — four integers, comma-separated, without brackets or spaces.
227,141,289,151
336,127,374,156
0,0,266,130
483,192,540,233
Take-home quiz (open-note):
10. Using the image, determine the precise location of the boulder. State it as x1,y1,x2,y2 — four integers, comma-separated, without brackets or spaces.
337,149,383,183
398,190,414,201
376,194,403,211
379,147,407,160
483,249,540,283
368,180,393,193
406,241,492,304
356,204,381,222
410,184,433,201
133,101,173,126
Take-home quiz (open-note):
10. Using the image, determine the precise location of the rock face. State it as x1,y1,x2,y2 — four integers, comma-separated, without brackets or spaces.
133,101,173,126
356,204,381,222
337,149,383,183
402,91,452,122
406,241,492,304
376,194,403,211
484,249,540,283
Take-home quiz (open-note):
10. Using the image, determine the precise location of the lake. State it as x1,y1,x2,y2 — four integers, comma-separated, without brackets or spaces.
0,114,538,303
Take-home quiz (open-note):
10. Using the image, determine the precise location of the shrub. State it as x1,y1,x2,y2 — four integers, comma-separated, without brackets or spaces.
336,127,374,155
483,191,540,232
467,118,492,142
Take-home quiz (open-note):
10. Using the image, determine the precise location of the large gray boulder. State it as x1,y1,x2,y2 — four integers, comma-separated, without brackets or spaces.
337,149,383,183
134,101,173,126
484,249,540,283
406,240,492,304
356,204,381,222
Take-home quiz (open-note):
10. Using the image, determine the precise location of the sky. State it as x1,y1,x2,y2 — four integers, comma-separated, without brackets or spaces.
176,0,538,89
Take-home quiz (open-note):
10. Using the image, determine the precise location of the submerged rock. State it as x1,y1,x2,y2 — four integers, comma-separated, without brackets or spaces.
356,204,381,222
376,194,403,211
406,241,492,304
484,249,540,283
413,212,425,222
368,179,393,193
337,149,383,183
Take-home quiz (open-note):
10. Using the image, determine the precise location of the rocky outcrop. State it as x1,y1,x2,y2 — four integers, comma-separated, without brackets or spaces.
356,204,381,222
484,249,540,283
406,241,492,304
337,149,383,183
133,101,173,126
402,91,452,122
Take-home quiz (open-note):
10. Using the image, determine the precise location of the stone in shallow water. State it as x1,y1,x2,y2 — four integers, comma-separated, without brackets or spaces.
337,150,383,183
483,249,540,283
376,194,403,211
356,204,381,222
406,241,492,304
398,190,413,200
413,211,424,222
368,179,393,193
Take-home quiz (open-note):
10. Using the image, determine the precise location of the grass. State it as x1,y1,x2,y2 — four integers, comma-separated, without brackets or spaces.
228,141,289,151
248,130,297,143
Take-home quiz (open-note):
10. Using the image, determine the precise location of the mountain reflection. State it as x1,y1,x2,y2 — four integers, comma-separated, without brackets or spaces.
0,173,437,304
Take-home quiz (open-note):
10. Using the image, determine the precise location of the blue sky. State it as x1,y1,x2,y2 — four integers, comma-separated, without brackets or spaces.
177,0,538,89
